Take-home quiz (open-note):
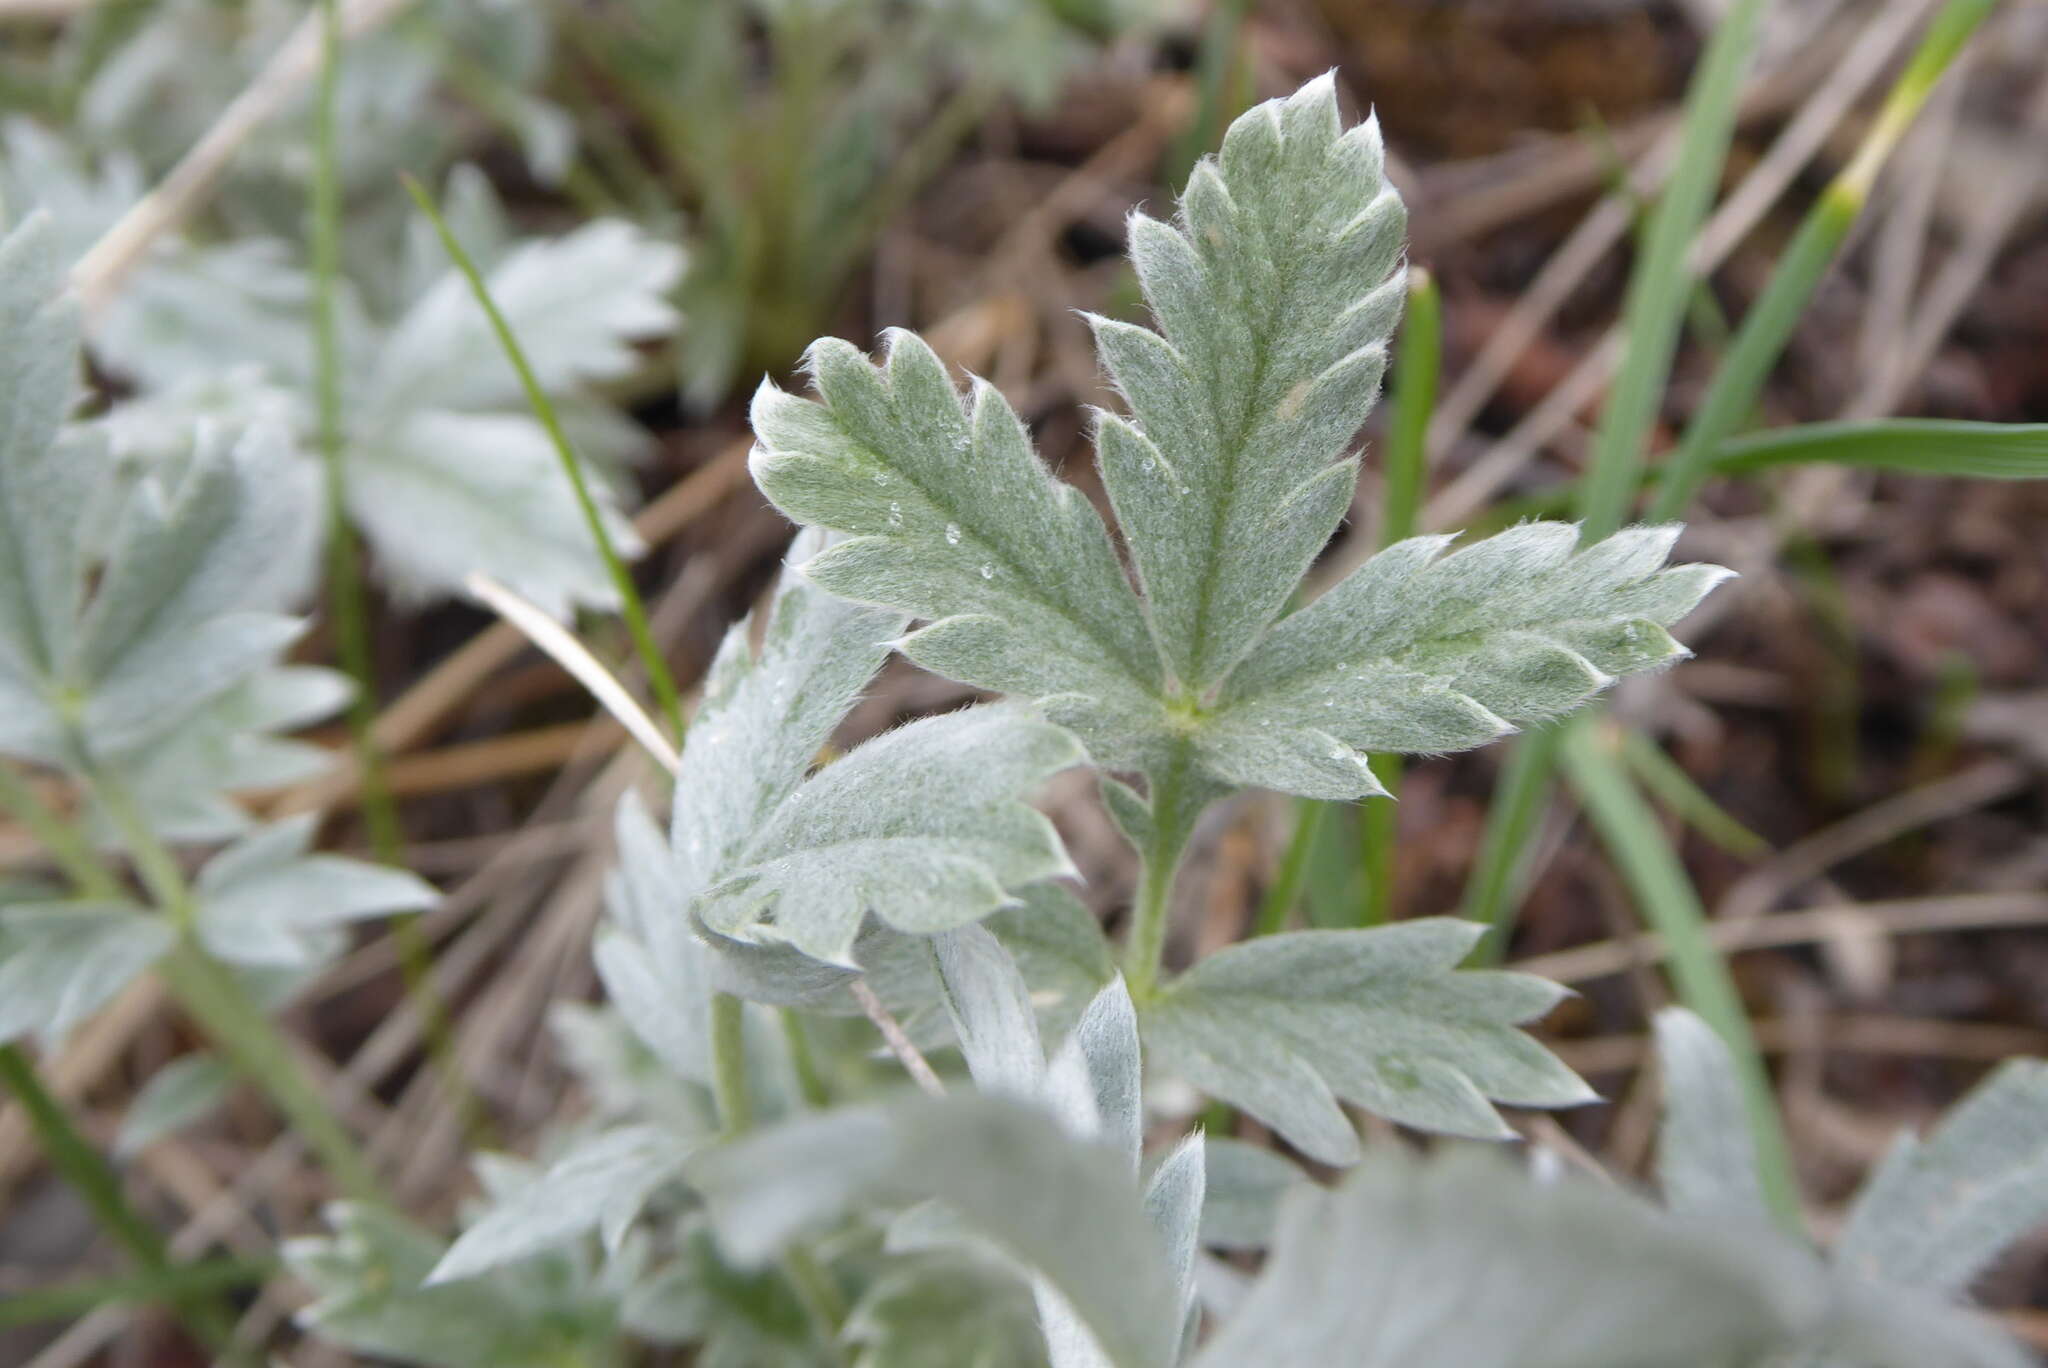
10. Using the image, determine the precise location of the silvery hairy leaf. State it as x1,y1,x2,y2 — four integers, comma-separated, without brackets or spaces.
1088,72,1403,692
750,329,1165,771
1210,523,1730,799
664,530,1093,966
929,934,1199,1368
1654,1006,1772,1225
0,900,172,1048
192,814,438,971
688,1093,1182,1368
0,216,318,780
694,698,1084,966
429,1125,696,1285
0,118,311,393
1140,919,1592,1164
1655,1021,2048,1368
749,78,1729,801
844,1254,1047,1368
1192,1146,2027,1368
85,665,352,844
1833,1059,2048,1298
287,1202,623,1368
114,1052,235,1158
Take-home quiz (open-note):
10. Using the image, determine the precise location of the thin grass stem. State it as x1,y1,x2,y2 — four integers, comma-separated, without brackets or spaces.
1560,718,1801,1230
400,175,685,739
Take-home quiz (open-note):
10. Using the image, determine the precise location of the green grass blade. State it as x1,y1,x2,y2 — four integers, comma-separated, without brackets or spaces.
1379,267,1441,548
1254,800,1326,938
1650,0,1995,520
1560,719,1801,1230
1466,0,1765,947
401,175,686,739
1458,727,1561,963
1710,419,2048,481
1577,0,1765,539
1620,732,1769,858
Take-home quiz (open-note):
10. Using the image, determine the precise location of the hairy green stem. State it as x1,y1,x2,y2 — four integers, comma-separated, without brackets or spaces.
311,0,401,869
0,762,120,898
708,992,754,1137
154,941,383,1204
401,175,685,739
85,764,385,1204
780,1009,831,1110
1124,745,1206,1001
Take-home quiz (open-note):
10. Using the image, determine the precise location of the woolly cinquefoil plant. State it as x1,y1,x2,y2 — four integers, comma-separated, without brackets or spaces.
746,73,1728,1161
292,78,2035,1368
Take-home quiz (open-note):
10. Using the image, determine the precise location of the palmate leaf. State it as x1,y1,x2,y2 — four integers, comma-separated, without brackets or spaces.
0,216,314,774
750,79,1728,802
1192,1147,2027,1368
1139,919,1592,1165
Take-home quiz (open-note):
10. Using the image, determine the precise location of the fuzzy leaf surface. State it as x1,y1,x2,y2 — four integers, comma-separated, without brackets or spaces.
1089,72,1404,689
1834,1059,2048,1297
0,219,312,770
115,1053,235,1158
745,85,1728,801
192,814,438,970
0,901,171,1047
430,1125,695,1284
1139,919,1591,1164
671,529,907,899
288,1203,620,1368
695,703,1084,966
749,331,1164,768
1193,1148,2027,1368
1212,523,1731,798
1655,1006,1772,1224
687,1093,1181,1368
